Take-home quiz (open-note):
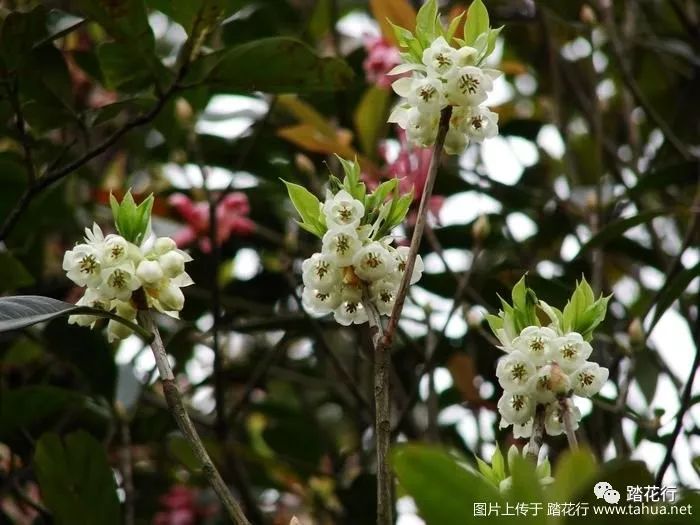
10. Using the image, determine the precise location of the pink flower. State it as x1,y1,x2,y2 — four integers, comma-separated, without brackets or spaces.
363,37,402,89
374,128,445,224
153,486,196,525
169,192,254,253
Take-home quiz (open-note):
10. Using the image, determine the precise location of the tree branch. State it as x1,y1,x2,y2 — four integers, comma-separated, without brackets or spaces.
136,305,251,525
526,405,545,460
362,290,392,525
0,76,183,241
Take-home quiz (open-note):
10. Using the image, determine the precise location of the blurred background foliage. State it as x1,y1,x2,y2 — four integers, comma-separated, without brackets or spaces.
0,0,699,524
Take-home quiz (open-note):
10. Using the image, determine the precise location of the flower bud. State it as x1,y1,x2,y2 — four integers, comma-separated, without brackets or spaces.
628,317,644,347
159,251,185,278
472,214,491,241
466,307,483,329
154,237,177,255
159,282,185,311
136,260,164,284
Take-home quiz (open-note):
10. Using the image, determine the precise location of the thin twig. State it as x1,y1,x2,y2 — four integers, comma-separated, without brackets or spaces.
597,0,695,161
117,411,135,525
136,304,251,525
0,73,184,241
655,294,700,485
362,290,393,525
376,107,452,354
526,405,545,461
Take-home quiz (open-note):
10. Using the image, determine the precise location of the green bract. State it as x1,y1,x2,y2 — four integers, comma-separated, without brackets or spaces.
389,0,503,66
282,156,413,241
486,275,611,343
109,190,154,245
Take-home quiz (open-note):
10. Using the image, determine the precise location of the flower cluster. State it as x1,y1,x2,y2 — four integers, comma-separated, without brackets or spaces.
169,192,254,253
284,158,423,326
487,277,610,439
387,0,502,153
495,326,608,438
63,193,193,342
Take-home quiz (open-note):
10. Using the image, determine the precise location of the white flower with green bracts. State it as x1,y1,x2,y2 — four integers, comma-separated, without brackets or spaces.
498,391,535,427
571,362,608,398
322,189,365,229
512,326,558,366
551,332,592,372
302,253,342,292
321,226,362,267
496,351,536,394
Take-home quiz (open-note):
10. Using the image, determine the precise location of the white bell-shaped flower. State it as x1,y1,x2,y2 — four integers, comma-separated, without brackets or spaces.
544,401,581,436
421,36,458,77
334,298,368,326
571,362,609,398
393,246,424,285
444,124,469,155
532,363,571,403
498,391,535,426
466,106,499,142
512,419,534,439
512,326,557,366
159,250,186,278
99,263,140,301
158,280,185,312
63,243,102,288
321,226,361,267
102,235,130,267
302,253,342,292
322,189,365,229
67,288,106,327
550,332,592,372
445,66,491,106
495,351,536,394
136,259,164,285
370,278,399,316
154,237,177,255
405,107,440,147
302,286,342,316
352,241,396,282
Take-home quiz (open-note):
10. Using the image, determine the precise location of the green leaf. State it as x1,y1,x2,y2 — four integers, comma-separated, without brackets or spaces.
282,180,324,238
491,445,505,481
393,444,505,525
97,42,155,92
464,0,490,46
34,431,122,525
0,295,152,341
73,0,154,51
109,190,154,244
0,386,82,442
484,26,503,59
647,261,700,334
337,156,366,201
366,179,398,216
0,252,35,292
550,448,598,503
0,6,48,69
206,37,354,93
415,0,439,47
445,12,465,43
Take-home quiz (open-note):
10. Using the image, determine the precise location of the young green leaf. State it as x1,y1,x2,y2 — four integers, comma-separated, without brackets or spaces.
415,0,439,47
281,180,325,238
464,0,490,46
109,190,153,245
